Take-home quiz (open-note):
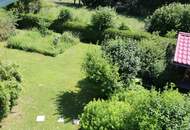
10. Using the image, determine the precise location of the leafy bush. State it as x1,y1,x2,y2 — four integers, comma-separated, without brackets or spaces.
146,3,190,35
103,38,141,83
82,49,120,97
91,7,117,31
81,83,190,130
58,8,74,22
0,84,10,121
7,30,79,57
17,14,52,33
7,0,41,14
139,37,176,87
0,9,16,41
80,100,131,130
0,62,22,121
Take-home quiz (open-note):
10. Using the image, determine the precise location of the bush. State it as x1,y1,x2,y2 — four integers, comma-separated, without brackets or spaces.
0,9,16,41
7,30,79,57
146,3,190,35
0,84,10,121
80,100,131,130
58,8,74,22
111,84,190,130
16,14,52,33
0,62,22,121
7,0,41,14
103,38,141,83
138,37,176,87
82,49,120,97
91,7,117,31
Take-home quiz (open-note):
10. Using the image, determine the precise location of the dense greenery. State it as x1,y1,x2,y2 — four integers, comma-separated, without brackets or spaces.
0,62,22,121
7,30,79,56
146,3,190,35
82,49,120,97
81,0,190,15
81,83,190,130
0,9,16,41
7,0,41,14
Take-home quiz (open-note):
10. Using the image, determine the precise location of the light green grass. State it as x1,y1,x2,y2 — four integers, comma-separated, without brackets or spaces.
0,42,97,130
7,30,79,57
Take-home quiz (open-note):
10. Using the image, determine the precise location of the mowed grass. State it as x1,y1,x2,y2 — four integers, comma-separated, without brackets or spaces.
0,42,97,130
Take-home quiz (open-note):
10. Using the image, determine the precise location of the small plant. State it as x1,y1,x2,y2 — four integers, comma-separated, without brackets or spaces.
58,8,74,22
0,9,16,41
91,7,117,31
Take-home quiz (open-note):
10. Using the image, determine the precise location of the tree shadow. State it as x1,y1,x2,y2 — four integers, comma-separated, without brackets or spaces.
55,78,99,122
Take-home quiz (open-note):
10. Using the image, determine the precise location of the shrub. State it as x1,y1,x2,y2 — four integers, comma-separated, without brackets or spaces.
7,30,79,57
112,85,190,130
103,38,141,83
0,84,10,121
91,7,117,31
4,81,22,110
58,8,74,22
16,14,52,34
82,49,120,97
7,0,41,14
0,9,16,41
146,3,190,35
80,100,131,130
138,37,175,87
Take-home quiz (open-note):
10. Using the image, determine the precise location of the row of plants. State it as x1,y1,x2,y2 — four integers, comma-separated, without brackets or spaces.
7,30,79,57
80,82,190,130
0,62,22,121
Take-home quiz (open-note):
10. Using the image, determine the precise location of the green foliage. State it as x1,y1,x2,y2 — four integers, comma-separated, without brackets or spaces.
0,84,10,121
80,100,131,130
58,8,74,22
0,9,16,41
0,62,22,121
81,84,190,130
146,3,190,35
82,49,120,97
7,0,41,14
103,38,141,83
91,7,117,31
104,28,151,41
7,30,79,57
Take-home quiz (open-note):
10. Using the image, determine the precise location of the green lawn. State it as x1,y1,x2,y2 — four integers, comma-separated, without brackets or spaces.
0,42,97,130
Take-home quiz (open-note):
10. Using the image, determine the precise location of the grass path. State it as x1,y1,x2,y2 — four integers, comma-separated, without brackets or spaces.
0,43,96,130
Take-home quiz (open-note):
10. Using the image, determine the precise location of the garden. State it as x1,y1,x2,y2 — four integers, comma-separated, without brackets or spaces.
0,0,190,129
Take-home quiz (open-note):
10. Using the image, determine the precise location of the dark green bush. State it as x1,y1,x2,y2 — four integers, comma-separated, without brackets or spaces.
17,14,52,31
138,38,171,87
91,7,117,31
82,49,120,97
58,8,74,22
0,9,16,41
146,3,190,35
103,38,141,83
104,28,151,41
80,100,131,130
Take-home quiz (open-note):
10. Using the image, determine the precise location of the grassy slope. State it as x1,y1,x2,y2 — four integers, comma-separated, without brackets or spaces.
0,42,97,130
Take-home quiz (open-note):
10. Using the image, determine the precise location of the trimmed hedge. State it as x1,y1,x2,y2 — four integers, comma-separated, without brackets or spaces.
104,28,151,41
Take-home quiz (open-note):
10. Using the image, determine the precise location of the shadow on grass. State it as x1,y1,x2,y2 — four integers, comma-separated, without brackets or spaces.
55,78,99,122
